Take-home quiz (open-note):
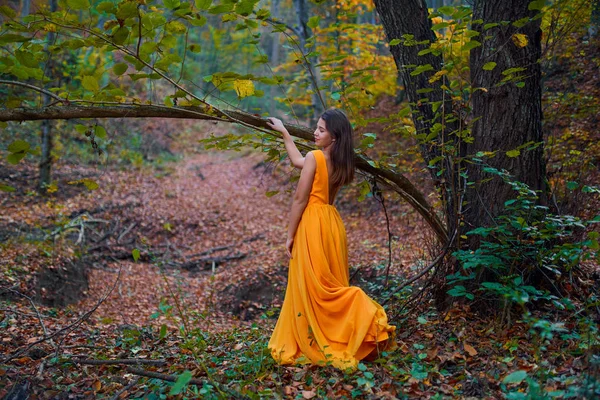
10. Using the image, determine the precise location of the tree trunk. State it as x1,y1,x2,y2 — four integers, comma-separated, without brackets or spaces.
39,0,57,194
591,0,600,38
269,0,280,115
372,0,462,242
21,0,30,16
465,0,546,231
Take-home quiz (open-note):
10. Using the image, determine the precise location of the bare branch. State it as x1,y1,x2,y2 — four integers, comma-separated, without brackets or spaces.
0,80,65,103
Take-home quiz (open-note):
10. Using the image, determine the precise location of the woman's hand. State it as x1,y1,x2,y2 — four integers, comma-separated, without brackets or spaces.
286,237,294,258
267,116,305,169
266,117,287,134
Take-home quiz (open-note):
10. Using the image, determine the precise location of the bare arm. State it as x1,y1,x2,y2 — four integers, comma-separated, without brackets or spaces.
285,152,316,257
266,117,305,169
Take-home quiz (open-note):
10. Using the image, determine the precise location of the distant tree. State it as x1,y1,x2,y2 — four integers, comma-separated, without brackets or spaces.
591,0,600,37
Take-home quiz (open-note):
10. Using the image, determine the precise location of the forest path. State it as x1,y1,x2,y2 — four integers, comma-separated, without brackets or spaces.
74,150,428,330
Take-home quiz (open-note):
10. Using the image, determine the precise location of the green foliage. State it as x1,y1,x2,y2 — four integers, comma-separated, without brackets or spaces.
448,166,598,309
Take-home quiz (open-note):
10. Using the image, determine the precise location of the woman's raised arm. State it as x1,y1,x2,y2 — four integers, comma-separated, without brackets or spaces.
266,117,305,169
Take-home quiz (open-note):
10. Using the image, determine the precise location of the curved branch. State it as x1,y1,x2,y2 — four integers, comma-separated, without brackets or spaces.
0,103,447,242
0,80,65,103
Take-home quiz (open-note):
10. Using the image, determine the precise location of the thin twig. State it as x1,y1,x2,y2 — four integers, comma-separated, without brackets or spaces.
382,229,458,306
73,358,166,366
110,377,140,400
2,266,122,364
0,79,65,103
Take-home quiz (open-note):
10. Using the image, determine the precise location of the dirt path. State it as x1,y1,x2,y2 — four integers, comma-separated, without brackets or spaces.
2,150,429,333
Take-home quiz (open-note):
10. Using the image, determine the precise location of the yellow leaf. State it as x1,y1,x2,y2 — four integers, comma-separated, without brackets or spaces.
512,33,528,48
428,70,447,84
92,380,101,391
233,79,255,98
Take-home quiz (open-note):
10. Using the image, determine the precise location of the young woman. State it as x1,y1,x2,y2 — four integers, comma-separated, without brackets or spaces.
266,109,396,370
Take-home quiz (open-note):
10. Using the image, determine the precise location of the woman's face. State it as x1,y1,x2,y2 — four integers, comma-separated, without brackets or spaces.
314,118,335,148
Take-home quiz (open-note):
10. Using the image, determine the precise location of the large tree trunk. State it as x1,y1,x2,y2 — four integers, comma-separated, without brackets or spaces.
372,0,462,242
465,0,546,230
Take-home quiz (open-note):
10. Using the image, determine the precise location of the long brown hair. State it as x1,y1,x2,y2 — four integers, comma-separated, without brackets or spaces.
321,108,354,187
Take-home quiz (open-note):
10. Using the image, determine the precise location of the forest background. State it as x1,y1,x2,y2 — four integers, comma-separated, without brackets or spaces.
0,0,599,398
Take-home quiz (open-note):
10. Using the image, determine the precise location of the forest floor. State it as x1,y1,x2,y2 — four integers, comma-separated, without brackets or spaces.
1,147,597,399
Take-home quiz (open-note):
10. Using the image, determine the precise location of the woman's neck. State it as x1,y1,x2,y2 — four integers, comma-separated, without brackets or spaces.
320,144,334,157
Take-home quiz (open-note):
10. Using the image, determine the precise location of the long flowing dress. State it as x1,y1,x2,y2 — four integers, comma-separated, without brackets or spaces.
268,150,396,370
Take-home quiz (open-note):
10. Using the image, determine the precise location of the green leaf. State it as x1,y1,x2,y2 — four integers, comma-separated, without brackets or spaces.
235,0,260,16
208,4,235,14
112,26,130,45
265,190,279,197
515,82,525,88
0,5,17,18
94,126,107,139
164,0,181,9
116,1,138,19
159,324,168,339
7,152,26,165
113,63,128,76
132,248,140,262
528,0,546,11
566,181,579,190
164,96,174,107
331,92,341,101
484,22,499,30
0,34,31,45
438,6,455,16
82,76,100,92
410,64,434,76
67,0,90,10
170,370,192,395
189,14,207,27
96,1,115,13
462,40,482,52
431,22,449,30
506,149,520,158
307,16,320,29
0,183,15,192
8,139,31,153
389,39,401,46
483,62,497,71
195,0,212,10
503,370,527,384
15,50,38,68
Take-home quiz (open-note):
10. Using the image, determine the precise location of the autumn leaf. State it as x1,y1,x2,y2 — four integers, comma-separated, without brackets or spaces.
234,79,255,98
512,33,528,48
463,343,478,356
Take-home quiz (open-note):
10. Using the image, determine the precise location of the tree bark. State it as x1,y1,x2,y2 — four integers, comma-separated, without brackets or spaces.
269,0,280,115
465,0,546,230
38,0,57,194
0,103,447,242
372,0,462,241
591,0,600,38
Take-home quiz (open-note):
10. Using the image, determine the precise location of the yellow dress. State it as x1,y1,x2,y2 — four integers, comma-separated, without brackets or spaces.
268,150,396,370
